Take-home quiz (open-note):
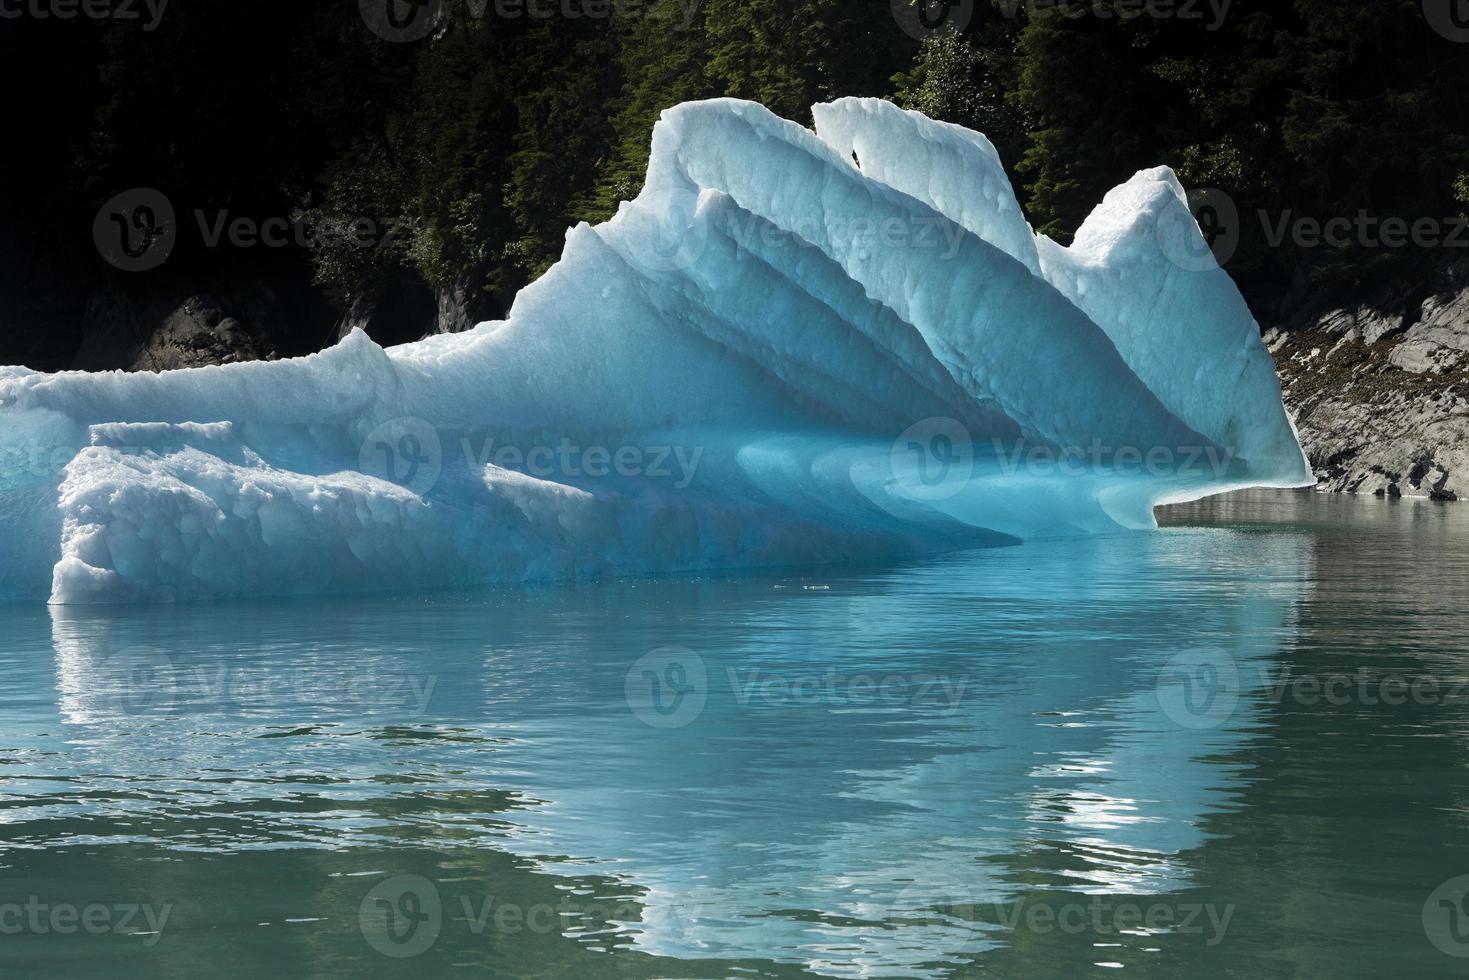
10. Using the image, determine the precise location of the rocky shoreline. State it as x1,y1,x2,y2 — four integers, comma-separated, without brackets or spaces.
1267,259,1468,501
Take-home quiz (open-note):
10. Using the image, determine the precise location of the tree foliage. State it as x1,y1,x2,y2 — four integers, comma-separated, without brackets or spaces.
17,0,1469,329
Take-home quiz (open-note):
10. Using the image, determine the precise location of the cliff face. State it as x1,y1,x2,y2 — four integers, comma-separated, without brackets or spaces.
1269,259,1469,501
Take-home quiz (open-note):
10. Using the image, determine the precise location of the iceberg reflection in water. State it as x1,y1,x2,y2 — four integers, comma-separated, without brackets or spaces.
31,513,1309,977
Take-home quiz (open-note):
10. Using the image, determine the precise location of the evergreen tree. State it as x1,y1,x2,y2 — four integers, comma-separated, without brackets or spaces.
1012,12,1164,241
9,0,1469,368
590,1,716,216
502,20,618,278
892,24,1027,173
704,0,852,122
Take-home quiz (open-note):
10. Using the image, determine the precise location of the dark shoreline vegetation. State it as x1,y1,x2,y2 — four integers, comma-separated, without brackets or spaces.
1,0,1466,373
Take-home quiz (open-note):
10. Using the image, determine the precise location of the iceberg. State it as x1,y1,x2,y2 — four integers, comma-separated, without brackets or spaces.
0,98,1309,604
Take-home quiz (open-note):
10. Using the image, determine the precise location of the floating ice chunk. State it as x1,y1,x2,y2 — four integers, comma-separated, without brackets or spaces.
0,99,1309,603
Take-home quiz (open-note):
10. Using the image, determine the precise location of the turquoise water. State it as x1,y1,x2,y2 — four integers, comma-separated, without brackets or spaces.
2,489,1467,978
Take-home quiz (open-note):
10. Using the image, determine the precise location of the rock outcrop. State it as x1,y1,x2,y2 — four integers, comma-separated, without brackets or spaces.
1270,259,1469,500
73,288,284,372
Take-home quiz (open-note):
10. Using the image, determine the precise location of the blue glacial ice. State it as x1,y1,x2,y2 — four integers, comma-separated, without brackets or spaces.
0,98,1309,603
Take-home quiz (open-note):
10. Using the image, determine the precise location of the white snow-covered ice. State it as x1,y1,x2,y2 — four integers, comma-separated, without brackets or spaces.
0,98,1309,603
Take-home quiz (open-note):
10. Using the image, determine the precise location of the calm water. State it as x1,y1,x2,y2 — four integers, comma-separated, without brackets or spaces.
1,489,1467,978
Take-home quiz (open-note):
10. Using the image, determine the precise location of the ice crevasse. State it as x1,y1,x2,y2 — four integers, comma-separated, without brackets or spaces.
0,98,1310,604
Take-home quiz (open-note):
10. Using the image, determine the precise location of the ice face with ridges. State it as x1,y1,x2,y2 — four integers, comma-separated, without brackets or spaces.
812,97,1042,277
1035,167,1308,484
0,99,1309,603
812,98,1306,484
636,99,1206,453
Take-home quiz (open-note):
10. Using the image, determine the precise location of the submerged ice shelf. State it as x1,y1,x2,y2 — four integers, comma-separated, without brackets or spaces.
0,98,1309,603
